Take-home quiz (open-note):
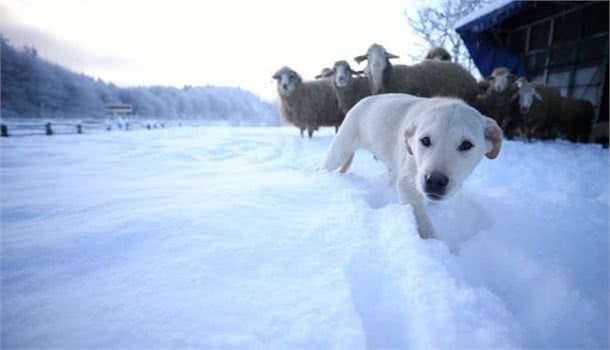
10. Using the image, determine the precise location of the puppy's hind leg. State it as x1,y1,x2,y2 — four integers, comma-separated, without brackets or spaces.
339,153,355,174
322,125,358,173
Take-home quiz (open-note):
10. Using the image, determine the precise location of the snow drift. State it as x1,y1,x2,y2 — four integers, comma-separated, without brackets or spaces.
1,127,607,348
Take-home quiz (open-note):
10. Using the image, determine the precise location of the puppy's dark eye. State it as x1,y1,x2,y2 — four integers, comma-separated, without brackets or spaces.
420,137,431,147
458,140,473,151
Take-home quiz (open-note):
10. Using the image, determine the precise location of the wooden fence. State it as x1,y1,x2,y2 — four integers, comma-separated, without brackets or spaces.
0,119,197,137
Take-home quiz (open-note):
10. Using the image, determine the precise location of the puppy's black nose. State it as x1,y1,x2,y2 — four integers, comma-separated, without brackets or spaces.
424,171,449,195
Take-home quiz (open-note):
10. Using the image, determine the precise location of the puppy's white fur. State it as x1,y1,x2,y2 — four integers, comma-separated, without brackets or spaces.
322,93,502,239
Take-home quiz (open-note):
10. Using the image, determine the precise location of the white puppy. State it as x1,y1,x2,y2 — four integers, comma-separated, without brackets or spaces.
321,94,502,239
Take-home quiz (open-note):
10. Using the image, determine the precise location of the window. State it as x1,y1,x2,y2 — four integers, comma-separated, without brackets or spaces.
508,29,527,53
529,21,550,50
579,37,608,63
552,12,580,45
550,44,576,67
526,52,547,75
582,2,609,37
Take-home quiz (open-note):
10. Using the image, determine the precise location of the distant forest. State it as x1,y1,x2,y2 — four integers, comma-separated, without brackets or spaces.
0,36,279,125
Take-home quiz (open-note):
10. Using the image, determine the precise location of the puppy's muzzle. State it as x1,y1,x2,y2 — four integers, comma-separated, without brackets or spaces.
424,171,449,200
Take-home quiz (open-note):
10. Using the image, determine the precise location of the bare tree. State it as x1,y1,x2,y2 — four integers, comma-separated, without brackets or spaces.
406,0,493,76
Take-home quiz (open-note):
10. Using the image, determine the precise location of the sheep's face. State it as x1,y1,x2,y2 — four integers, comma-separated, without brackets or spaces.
273,67,301,97
514,84,543,114
405,102,503,201
490,72,511,93
334,63,353,88
355,44,398,95
366,45,389,94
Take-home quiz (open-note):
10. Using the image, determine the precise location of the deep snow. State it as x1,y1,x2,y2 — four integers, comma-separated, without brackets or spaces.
1,126,608,349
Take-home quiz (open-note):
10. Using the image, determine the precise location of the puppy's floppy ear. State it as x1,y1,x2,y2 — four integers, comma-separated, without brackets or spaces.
484,117,503,159
404,126,415,155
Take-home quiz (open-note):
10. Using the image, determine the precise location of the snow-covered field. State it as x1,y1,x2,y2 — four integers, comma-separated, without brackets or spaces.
1,126,608,349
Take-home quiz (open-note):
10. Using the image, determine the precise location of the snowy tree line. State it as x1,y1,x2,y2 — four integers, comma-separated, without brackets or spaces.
0,35,278,125
406,0,492,76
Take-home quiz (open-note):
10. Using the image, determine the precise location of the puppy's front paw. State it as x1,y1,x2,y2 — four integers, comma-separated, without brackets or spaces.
417,222,435,240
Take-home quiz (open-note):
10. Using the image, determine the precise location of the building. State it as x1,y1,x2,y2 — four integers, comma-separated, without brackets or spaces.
455,1,608,126
105,103,134,117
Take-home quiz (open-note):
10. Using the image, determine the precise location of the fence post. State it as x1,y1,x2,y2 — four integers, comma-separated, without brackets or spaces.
76,124,83,134
45,123,54,136
1,124,8,137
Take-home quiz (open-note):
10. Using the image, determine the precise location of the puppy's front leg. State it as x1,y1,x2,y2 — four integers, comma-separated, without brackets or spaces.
397,175,435,239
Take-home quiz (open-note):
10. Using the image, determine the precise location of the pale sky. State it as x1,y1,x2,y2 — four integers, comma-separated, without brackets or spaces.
0,0,427,101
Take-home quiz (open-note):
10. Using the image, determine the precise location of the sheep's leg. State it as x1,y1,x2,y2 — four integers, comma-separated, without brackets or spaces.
397,175,434,239
300,128,305,138
307,128,314,138
335,125,339,134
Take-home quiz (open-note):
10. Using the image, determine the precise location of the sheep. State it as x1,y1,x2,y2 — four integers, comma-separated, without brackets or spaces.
487,67,516,93
557,96,594,143
272,66,344,138
425,47,452,61
511,79,563,141
591,122,609,148
317,60,371,115
353,43,479,107
475,82,520,138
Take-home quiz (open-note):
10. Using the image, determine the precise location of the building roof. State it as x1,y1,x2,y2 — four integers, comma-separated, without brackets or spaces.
454,0,531,78
455,0,529,32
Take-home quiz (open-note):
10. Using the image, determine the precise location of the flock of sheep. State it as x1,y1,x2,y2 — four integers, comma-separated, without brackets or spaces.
273,43,595,143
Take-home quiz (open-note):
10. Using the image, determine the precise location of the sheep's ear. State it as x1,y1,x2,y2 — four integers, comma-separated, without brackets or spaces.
316,69,334,79
272,71,281,80
404,126,415,155
385,52,399,59
354,54,368,64
484,117,503,159
534,90,543,102
511,92,519,101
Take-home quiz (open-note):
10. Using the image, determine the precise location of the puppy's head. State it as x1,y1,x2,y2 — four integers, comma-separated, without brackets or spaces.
404,100,502,201
272,66,302,97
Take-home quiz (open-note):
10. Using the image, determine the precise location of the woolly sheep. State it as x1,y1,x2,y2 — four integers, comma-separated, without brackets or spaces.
511,79,562,141
475,82,519,138
487,67,516,93
353,43,479,106
272,66,344,138
318,60,371,114
557,96,594,143
425,47,452,61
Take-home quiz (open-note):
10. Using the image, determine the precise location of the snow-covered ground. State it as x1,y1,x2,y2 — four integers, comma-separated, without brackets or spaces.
1,126,608,349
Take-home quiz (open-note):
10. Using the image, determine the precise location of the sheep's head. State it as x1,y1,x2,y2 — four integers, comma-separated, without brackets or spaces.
425,47,451,61
318,60,364,89
272,66,302,97
512,80,543,114
488,67,514,93
354,43,399,95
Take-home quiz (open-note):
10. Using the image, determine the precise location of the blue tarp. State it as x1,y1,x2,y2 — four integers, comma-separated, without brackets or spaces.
455,0,532,78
